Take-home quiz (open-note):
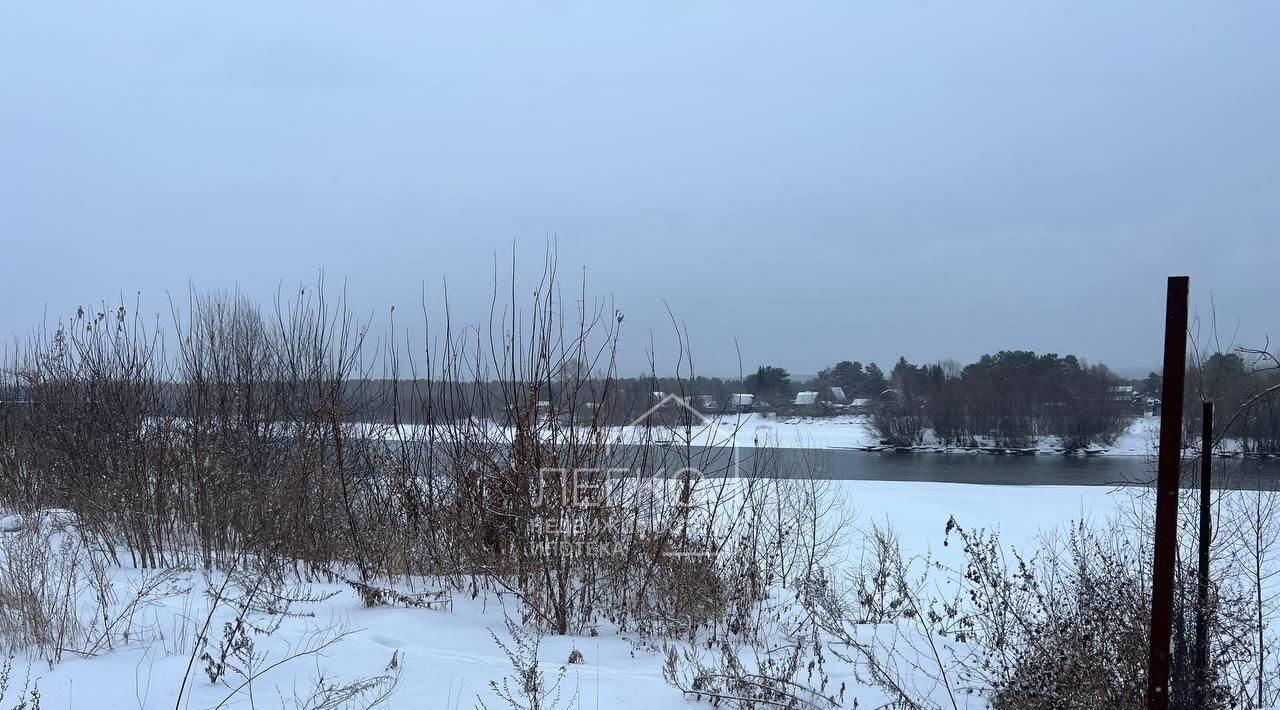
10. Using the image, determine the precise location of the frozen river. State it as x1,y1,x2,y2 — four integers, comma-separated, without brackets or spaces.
636,444,1280,490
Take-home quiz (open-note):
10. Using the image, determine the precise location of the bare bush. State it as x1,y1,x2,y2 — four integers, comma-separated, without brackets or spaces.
0,517,189,670
871,399,927,447
814,523,964,709
944,519,1153,708
662,640,840,710
172,556,399,710
0,657,41,710
478,617,576,710
0,523,86,666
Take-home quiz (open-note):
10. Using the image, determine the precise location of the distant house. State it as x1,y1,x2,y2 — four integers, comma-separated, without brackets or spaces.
726,393,755,413
1108,385,1145,412
692,394,719,412
793,391,819,406
848,398,873,414
829,386,847,404
1108,385,1136,401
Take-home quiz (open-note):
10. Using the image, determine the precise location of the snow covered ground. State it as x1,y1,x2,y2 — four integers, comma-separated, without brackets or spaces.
612,413,1164,455
4,481,1136,710
8,416,1251,707
366,414,1166,455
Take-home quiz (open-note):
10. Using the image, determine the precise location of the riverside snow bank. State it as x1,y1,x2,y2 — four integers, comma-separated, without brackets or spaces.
9,480,1141,709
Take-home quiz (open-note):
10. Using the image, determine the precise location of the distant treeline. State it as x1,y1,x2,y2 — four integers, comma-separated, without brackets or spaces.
744,352,1279,451
870,352,1130,448
1,290,1276,452
1172,352,1280,453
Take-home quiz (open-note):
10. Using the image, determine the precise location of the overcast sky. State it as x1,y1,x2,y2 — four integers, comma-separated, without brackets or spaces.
2,1,1277,377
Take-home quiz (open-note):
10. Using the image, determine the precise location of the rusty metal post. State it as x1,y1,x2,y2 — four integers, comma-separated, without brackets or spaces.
1194,401,1213,704
1147,275,1189,710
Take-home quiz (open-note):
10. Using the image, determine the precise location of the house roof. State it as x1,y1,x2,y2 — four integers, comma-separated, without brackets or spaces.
793,391,819,405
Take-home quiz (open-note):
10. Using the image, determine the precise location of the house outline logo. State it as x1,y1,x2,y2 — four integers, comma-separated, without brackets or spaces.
628,393,712,427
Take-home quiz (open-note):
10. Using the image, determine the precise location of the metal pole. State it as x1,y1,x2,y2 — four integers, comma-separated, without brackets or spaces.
1195,401,1213,704
1147,275,1189,710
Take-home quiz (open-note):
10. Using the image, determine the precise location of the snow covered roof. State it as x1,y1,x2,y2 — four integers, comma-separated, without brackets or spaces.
793,391,819,405
728,393,755,406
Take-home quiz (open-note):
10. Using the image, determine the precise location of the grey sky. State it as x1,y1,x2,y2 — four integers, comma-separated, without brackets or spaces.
2,1,1277,377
